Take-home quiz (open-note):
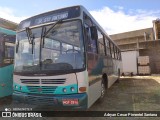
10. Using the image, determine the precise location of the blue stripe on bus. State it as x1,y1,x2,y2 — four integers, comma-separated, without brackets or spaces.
13,83,78,95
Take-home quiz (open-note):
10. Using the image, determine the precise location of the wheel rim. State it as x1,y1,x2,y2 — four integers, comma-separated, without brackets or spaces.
101,82,105,98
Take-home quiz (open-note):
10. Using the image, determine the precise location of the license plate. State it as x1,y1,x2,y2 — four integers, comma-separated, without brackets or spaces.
62,99,79,105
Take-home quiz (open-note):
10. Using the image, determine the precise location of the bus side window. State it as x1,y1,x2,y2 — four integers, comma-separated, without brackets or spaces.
114,46,117,59
97,30,105,56
4,42,14,64
105,37,111,57
119,50,122,60
85,26,98,54
111,43,115,59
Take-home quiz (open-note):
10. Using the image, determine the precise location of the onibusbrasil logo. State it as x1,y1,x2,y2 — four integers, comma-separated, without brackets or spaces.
1,108,42,118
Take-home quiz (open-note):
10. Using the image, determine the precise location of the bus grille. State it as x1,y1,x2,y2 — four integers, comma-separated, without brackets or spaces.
26,95,57,105
21,79,40,84
41,79,66,84
27,86,57,94
20,79,66,84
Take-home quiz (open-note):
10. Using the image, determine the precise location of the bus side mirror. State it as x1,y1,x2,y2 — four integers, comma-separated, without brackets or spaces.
90,26,98,40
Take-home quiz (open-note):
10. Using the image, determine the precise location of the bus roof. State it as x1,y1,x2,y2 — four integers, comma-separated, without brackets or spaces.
0,27,16,35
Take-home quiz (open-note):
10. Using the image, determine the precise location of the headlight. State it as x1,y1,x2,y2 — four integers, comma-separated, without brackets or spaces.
20,86,22,90
70,87,75,92
15,85,18,89
63,88,67,93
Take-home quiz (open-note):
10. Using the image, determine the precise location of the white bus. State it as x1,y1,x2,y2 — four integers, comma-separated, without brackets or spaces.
13,5,121,110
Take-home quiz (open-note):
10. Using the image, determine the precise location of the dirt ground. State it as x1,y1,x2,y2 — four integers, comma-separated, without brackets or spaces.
1,76,160,120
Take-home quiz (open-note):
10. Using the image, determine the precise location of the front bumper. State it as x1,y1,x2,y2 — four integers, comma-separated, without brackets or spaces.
13,91,87,110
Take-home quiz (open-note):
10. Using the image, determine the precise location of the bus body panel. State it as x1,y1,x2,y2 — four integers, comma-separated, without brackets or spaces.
75,68,101,108
0,27,15,98
88,80,101,108
0,65,14,97
13,73,88,110
13,73,78,95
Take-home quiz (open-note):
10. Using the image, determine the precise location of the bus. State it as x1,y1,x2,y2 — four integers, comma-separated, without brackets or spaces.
13,5,121,109
0,27,16,98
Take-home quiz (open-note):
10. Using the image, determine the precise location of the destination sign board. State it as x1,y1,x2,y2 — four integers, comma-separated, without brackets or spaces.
18,6,80,30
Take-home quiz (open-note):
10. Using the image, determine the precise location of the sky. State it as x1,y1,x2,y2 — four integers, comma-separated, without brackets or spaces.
0,0,160,34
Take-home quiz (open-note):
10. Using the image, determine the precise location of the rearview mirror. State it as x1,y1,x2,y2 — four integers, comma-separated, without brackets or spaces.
90,26,98,40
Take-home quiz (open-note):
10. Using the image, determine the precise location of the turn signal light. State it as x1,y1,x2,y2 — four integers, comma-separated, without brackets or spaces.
79,87,86,92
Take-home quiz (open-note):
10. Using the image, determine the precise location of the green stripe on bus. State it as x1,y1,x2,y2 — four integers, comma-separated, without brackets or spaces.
13,83,78,95
0,27,16,35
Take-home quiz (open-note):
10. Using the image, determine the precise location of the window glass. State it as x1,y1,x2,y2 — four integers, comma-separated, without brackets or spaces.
110,42,115,58
44,38,60,50
4,42,14,64
5,43,14,58
62,43,73,53
98,42,105,55
98,30,105,55
118,50,122,60
98,30,103,42
86,27,97,53
114,46,117,59
105,37,111,56
41,20,84,70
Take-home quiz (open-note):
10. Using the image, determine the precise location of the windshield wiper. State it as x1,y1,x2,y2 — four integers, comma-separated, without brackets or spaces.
25,27,35,54
43,20,62,37
39,20,63,69
41,20,62,46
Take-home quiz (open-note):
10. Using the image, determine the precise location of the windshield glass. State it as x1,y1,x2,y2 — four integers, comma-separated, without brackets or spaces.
14,20,84,74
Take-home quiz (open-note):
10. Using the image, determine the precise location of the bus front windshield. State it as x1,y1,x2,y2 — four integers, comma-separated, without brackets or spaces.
14,20,85,74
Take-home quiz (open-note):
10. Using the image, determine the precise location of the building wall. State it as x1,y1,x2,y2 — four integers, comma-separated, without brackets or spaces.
153,19,160,40
110,28,154,51
110,27,160,74
139,41,160,74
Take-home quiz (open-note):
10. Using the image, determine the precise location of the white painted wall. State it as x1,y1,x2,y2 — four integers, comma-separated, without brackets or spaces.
121,51,139,75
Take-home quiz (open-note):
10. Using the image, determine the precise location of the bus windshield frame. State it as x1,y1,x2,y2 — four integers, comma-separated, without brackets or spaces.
14,19,85,75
